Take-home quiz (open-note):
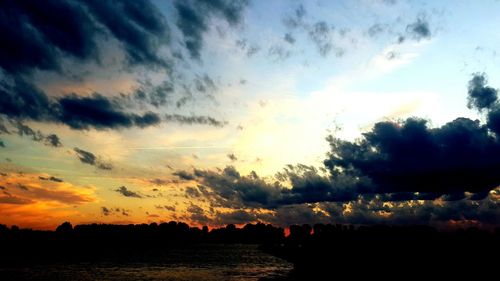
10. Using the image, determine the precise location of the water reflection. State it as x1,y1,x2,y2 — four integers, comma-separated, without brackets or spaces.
0,244,292,281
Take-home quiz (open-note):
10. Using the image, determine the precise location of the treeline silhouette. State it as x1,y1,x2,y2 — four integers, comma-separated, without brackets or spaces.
265,223,500,279
0,221,284,264
1,221,498,278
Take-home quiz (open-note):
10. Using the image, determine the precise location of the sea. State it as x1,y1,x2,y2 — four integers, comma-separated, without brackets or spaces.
0,244,293,281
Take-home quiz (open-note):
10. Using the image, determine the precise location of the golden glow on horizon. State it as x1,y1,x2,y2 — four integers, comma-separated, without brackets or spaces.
0,172,97,229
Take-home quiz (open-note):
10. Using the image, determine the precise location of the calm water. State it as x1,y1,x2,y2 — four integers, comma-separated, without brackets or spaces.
0,244,293,281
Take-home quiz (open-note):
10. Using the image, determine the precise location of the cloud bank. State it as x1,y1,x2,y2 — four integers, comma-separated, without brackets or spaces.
178,74,500,227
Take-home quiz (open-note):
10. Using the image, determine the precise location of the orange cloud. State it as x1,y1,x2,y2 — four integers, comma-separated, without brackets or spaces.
0,172,97,229
0,173,95,204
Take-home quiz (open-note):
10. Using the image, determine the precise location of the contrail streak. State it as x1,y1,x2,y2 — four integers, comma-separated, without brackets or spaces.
128,146,229,150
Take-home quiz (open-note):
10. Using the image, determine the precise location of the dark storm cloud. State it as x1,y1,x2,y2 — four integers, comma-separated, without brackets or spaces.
59,93,161,130
165,114,227,127
467,73,498,111
325,116,500,197
0,0,96,74
0,74,54,121
0,0,169,74
0,0,229,131
323,73,500,200
379,192,427,202
245,190,499,227
183,76,500,212
175,2,207,60
180,166,284,208
258,204,330,227
73,147,112,170
288,165,363,203
183,164,362,209
488,106,500,136
0,73,164,130
318,193,499,226
215,209,257,225
475,73,500,137
81,0,170,67
405,16,431,41
133,112,162,128
323,72,500,199
175,0,249,59
115,186,142,198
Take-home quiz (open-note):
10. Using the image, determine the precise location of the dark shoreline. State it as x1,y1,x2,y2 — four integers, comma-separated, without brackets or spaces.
1,222,499,280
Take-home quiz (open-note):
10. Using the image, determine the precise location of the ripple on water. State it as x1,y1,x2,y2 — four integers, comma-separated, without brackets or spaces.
0,244,293,281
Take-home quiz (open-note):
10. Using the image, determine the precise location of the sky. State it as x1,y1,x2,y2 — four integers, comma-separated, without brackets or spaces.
0,0,499,229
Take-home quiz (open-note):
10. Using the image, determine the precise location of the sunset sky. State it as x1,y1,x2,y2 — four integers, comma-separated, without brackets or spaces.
1,0,499,229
